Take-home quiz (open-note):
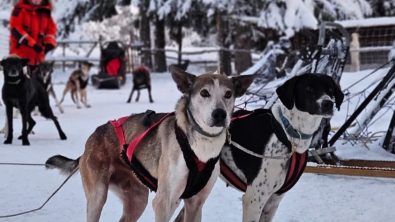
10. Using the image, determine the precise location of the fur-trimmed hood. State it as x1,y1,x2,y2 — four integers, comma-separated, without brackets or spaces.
13,0,55,11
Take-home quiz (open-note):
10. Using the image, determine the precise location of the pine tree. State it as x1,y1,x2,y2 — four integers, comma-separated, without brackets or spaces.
367,0,395,17
136,0,153,68
150,0,167,72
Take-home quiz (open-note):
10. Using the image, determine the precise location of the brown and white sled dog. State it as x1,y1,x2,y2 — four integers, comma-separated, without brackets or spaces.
59,61,94,109
175,74,344,222
46,65,255,222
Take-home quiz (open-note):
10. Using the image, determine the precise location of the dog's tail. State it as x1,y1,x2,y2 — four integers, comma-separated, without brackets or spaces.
45,155,80,175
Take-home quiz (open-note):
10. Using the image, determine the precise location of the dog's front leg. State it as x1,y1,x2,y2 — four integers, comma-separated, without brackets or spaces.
74,82,82,109
242,161,287,222
4,103,13,144
19,105,30,145
127,88,135,103
50,88,64,113
183,163,220,222
259,193,285,222
80,89,91,108
153,158,188,222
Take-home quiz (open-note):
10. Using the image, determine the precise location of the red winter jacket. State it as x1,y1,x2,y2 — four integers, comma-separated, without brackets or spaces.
9,0,57,66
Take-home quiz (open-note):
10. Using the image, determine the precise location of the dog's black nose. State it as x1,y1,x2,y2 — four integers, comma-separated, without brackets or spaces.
212,108,227,126
321,100,334,111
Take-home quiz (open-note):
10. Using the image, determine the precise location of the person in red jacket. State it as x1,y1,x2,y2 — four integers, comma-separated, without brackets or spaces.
9,0,57,74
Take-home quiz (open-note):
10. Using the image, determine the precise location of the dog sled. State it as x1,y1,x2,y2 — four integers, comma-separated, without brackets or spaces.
91,40,127,89
240,22,351,164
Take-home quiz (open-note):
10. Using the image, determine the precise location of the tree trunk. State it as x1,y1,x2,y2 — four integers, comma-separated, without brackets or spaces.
154,16,167,72
177,22,183,65
234,23,252,75
216,10,232,76
139,0,152,68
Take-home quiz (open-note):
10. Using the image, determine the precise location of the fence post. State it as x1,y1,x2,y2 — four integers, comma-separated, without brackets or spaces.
62,43,66,72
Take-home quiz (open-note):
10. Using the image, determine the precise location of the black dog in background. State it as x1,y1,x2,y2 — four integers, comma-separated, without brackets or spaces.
173,59,190,71
1,56,66,145
126,66,154,103
34,61,64,114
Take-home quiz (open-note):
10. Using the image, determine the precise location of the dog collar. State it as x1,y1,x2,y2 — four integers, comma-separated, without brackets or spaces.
7,79,21,84
187,109,224,138
279,108,313,140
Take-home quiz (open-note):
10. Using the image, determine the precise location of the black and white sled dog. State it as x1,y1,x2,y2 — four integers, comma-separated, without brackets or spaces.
175,74,344,222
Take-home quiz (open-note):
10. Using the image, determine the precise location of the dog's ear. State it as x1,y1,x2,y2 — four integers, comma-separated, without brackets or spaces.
0,59,5,67
21,58,30,67
276,76,299,110
325,76,344,110
231,74,256,98
169,65,196,94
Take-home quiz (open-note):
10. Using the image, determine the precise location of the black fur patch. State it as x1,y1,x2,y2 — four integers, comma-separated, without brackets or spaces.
12,9,21,17
229,109,292,185
175,123,220,199
141,110,156,127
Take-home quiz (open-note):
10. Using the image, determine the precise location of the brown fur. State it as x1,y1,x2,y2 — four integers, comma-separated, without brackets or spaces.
59,63,92,109
46,66,256,222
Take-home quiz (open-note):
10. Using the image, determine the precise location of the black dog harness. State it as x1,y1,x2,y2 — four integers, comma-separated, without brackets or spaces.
109,111,219,199
220,109,308,195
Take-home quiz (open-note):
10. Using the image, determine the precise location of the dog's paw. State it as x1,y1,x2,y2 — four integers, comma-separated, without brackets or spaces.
77,106,81,109
150,100,154,103
22,140,30,146
4,139,12,144
86,104,91,108
126,100,131,103
60,133,67,140
18,135,22,140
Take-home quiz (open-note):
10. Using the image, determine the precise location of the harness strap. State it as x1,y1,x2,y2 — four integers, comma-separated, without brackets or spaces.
276,152,307,194
220,152,307,194
222,109,307,194
220,158,247,192
175,123,220,199
109,116,129,148
126,112,174,162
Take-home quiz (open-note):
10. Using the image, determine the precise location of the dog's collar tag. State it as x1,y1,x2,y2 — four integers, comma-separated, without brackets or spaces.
187,109,224,138
279,109,313,140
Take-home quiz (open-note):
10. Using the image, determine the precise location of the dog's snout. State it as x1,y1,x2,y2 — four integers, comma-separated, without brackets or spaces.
9,68,18,76
212,108,227,126
321,100,334,111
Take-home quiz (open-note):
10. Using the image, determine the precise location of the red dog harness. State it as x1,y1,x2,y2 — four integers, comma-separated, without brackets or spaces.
220,112,308,195
109,111,219,198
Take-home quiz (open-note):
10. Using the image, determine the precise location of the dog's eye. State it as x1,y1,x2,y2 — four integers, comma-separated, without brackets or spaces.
200,89,210,98
224,91,232,99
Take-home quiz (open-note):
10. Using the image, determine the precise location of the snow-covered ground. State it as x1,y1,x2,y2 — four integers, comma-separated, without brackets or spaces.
0,68,395,222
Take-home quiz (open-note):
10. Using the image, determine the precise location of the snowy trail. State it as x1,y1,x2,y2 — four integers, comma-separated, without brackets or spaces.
0,71,395,222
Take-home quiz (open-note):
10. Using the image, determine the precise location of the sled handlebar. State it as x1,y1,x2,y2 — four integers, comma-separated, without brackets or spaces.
318,22,351,47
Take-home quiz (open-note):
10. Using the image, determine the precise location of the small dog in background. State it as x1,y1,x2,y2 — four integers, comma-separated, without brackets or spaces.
126,66,154,103
350,32,360,72
34,61,64,114
59,61,94,109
